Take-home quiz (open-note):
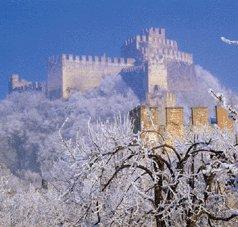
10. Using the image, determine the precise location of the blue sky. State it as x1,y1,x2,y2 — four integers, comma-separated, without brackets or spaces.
0,0,238,99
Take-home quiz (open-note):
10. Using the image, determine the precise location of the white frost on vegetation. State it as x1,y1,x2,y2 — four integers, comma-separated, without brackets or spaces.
221,36,238,45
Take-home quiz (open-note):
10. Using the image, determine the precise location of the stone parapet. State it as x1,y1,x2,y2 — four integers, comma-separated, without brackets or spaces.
130,105,163,145
130,105,235,145
166,107,184,138
60,54,135,66
215,106,234,131
122,27,193,65
191,107,209,126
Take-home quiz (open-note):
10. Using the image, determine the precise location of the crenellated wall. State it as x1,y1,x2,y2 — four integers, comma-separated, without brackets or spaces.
61,54,135,65
48,54,135,98
48,27,194,99
130,105,235,144
124,35,177,50
121,27,193,65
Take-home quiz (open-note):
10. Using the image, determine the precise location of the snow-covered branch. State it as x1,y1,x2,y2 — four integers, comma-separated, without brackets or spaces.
221,37,238,45
49,120,238,226
209,89,238,122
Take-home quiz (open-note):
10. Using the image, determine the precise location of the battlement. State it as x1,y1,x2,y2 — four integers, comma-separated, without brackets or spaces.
56,50,192,66
124,35,177,49
124,27,176,48
143,48,192,64
142,27,166,36
121,65,146,73
48,54,136,99
130,105,234,143
122,27,193,65
59,54,135,66
163,50,193,64
48,27,195,99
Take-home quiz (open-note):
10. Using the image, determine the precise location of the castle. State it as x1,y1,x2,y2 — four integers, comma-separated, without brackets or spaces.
47,27,193,105
8,27,236,139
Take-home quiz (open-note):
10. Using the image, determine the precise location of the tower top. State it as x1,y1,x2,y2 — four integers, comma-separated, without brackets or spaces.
122,27,193,65
141,27,166,37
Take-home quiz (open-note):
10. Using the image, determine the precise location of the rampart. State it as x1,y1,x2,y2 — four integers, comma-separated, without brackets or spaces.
48,54,135,98
130,105,235,144
61,54,135,65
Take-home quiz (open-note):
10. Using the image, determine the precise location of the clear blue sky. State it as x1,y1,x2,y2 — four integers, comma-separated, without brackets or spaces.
0,0,238,99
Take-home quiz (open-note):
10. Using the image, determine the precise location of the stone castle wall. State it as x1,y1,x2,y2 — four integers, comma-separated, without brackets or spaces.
47,27,194,99
48,54,135,98
130,105,234,145
147,59,168,91
191,107,209,126
130,105,162,145
215,106,234,130
166,107,184,138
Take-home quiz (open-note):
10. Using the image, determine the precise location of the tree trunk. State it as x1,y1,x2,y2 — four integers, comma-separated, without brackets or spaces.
186,219,196,227
154,185,166,227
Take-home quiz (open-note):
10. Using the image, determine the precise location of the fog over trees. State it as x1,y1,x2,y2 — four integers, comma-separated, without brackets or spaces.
0,66,237,226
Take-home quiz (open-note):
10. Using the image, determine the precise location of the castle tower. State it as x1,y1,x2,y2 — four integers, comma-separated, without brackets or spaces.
121,27,193,65
147,54,168,92
121,27,193,103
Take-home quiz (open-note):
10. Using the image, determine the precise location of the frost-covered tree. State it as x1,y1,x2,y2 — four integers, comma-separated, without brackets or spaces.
0,63,237,226
50,118,238,226
0,75,138,175
0,163,84,226
0,114,237,226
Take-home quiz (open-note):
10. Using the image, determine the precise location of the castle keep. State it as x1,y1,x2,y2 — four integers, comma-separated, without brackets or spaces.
47,27,193,101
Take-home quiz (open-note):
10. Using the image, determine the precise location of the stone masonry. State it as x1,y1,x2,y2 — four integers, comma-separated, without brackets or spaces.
47,27,193,102
130,105,162,145
48,55,135,99
215,106,233,130
166,107,184,139
191,107,209,127
130,105,234,145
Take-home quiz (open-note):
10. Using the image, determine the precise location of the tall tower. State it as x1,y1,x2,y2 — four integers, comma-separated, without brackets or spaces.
121,27,193,105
